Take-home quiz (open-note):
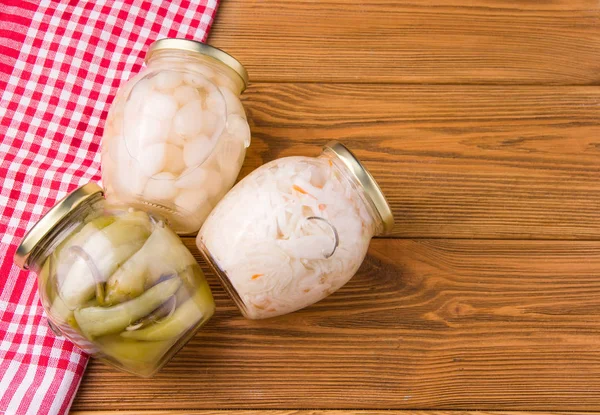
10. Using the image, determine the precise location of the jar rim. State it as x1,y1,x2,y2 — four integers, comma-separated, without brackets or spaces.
323,141,395,234
14,183,104,270
145,38,249,91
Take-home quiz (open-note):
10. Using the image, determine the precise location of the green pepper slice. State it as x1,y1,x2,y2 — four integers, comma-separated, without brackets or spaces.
75,277,181,338
121,279,214,341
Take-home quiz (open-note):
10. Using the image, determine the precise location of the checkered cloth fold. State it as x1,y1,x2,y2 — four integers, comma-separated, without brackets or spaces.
0,1,219,413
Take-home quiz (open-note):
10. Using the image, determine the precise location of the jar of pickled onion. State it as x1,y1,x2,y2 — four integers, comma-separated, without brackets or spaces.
197,142,394,319
101,38,250,234
14,183,215,377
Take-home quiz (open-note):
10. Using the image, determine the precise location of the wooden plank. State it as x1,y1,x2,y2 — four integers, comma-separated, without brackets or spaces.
68,412,600,415
208,1,600,85
73,239,600,411
237,84,600,239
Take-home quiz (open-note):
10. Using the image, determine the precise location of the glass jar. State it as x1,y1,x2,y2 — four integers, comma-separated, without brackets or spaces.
101,38,251,235
197,142,394,319
14,183,215,377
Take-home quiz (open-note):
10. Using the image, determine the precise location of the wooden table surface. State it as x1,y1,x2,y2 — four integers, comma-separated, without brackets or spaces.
72,1,600,414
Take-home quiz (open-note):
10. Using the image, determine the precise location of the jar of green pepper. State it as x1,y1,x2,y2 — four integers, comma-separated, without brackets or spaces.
14,183,215,377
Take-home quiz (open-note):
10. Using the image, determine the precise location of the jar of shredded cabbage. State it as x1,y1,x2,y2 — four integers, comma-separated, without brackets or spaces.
197,142,394,319
101,38,250,234
14,183,215,377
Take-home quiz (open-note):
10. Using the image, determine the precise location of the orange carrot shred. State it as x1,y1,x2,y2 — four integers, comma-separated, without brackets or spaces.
328,159,333,167
318,204,326,211
292,184,317,199
292,184,308,194
303,288,310,293
251,274,263,280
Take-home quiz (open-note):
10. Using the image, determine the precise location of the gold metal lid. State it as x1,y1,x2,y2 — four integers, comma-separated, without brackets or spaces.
324,141,395,234
145,38,249,91
14,183,104,270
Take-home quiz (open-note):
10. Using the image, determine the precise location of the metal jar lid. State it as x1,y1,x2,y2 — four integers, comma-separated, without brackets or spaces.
324,141,395,234
145,38,249,91
14,183,104,270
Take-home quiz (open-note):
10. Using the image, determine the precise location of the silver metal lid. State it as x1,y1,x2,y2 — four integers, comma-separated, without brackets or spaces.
14,183,104,269
145,38,249,91
324,141,395,234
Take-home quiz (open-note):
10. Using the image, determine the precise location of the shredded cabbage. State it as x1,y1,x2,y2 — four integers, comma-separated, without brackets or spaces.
199,156,376,319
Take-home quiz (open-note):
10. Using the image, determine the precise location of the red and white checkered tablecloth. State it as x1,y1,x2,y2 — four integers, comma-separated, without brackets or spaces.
0,1,219,413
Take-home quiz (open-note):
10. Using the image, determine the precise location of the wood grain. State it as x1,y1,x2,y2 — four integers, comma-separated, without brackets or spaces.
72,239,600,411
209,1,600,85
238,84,600,239
76,2,600,413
